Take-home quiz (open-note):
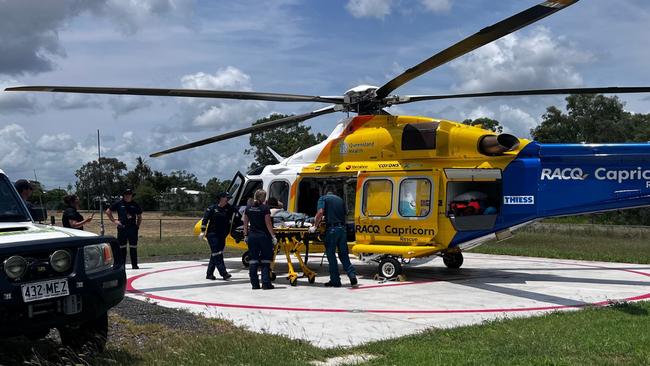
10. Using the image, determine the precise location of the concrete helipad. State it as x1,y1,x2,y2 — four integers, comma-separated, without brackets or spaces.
125,253,650,348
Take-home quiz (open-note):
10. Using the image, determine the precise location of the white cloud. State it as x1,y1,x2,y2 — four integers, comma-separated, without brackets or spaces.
346,0,392,19
460,104,539,137
451,27,592,92
175,67,269,132
420,0,452,13
36,133,76,152
0,124,32,170
180,67,252,91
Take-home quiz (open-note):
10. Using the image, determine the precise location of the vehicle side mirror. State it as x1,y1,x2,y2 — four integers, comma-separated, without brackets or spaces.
29,206,47,223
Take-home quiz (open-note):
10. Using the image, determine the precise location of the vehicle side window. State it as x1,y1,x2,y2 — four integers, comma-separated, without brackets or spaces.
362,179,393,217
398,178,431,217
269,180,289,208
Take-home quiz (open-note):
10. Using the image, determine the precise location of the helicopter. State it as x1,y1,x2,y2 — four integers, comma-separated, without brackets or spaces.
7,0,650,283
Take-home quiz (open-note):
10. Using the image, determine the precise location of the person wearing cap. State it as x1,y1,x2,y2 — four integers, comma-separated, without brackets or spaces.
200,192,235,280
310,185,357,288
106,188,143,269
14,179,35,210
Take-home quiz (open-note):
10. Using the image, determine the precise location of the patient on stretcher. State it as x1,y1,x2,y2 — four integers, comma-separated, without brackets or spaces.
267,197,313,228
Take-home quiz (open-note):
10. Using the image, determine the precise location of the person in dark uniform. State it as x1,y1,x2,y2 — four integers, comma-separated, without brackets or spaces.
62,194,94,230
200,192,234,280
14,179,34,210
106,188,142,269
242,189,277,290
311,185,357,287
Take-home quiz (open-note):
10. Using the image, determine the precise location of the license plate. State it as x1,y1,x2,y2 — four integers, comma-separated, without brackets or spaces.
21,279,69,303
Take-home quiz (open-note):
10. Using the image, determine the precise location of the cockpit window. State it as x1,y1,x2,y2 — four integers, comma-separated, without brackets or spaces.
0,175,29,222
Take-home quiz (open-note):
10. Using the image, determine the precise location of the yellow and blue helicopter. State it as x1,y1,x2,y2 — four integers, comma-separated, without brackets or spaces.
8,0,650,283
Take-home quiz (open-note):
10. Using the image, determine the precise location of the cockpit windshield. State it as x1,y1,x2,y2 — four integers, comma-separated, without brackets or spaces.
0,174,30,222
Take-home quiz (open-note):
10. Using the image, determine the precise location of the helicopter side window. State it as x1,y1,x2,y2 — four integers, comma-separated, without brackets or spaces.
398,178,431,218
269,180,289,209
362,179,393,217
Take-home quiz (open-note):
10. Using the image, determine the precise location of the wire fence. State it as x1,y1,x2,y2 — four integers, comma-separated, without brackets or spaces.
49,212,201,240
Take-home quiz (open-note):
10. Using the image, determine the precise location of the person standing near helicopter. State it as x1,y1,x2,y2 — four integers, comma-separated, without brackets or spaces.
200,192,234,280
310,185,358,287
242,189,277,290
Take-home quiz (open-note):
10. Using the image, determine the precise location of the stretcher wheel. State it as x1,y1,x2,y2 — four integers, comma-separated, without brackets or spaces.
290,277,298,287
308,275,316,284
378,257,401,279
270,272,277,281
241,251,250,268
442,251,464,269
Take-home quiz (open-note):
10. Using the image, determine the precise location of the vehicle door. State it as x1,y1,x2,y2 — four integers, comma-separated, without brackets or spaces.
355,171,439,245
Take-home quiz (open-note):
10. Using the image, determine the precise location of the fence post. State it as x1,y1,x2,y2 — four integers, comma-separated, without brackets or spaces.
159,219,162,241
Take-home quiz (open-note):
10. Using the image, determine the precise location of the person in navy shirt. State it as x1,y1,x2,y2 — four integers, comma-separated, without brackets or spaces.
106,188,142,269
200,192,234,280
243,189,277,290
311,185,357,287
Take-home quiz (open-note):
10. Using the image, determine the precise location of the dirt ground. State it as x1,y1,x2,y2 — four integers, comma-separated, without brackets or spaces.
51,211,200,238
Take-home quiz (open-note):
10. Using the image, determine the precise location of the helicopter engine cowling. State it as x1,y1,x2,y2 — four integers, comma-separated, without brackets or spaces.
478,134,520,156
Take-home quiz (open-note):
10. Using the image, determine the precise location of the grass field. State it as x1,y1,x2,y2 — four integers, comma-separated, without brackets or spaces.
89,301,650,366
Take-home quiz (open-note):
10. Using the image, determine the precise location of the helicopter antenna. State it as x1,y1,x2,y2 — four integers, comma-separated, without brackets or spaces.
97,129,105,236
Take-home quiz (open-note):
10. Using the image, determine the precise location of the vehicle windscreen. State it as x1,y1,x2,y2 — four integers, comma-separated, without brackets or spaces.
0,175,30,222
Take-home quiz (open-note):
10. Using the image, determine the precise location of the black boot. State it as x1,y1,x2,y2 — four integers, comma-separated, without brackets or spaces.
130,247,139,269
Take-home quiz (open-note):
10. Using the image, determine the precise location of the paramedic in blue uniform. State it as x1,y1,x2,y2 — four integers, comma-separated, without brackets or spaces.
200,192,234,280
310,185,358,287
106,188,142,269
243,189,277,290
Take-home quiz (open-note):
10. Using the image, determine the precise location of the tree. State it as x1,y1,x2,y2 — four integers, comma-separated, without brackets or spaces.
462,117,503,133
531,94,636,143
75,157,127,209
245,113,327,170
124,157,153,189
135,182,159,211
204,177,232,204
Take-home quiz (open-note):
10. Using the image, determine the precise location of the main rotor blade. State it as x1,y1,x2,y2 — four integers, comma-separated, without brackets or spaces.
375,0,579,99
150,106,338,158
392,87,650,104
4,86,344,104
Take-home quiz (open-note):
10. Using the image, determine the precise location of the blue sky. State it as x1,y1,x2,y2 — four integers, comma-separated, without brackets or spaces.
1,0,649,189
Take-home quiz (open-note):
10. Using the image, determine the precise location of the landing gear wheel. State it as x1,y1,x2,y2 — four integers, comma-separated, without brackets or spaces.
270,271,277,281
443,251,464,269
241,251,250,268
378,257,402,279
290,277,298,287
308,274,316,284
58,312,108,355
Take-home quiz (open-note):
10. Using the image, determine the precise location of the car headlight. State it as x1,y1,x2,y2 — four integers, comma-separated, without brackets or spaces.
84,244,114,274
50,250,72,273
4,255,27,279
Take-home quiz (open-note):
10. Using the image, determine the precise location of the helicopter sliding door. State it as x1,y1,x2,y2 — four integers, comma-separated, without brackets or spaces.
444,168,502,231
355,171,439,245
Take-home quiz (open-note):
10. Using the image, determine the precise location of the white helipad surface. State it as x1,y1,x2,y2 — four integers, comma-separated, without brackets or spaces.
125,253,650,348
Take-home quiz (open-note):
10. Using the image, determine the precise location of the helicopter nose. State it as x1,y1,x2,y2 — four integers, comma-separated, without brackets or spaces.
478,134,520,156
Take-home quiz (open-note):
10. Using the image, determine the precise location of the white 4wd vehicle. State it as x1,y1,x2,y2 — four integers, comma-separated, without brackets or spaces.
0,169,125,353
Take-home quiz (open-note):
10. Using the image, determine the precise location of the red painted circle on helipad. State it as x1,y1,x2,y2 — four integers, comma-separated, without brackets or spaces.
126,259,650,314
